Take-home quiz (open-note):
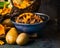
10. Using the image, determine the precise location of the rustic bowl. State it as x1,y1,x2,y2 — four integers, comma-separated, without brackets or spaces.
11,13,49,33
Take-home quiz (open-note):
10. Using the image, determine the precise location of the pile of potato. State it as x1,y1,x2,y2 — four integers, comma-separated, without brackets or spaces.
0,18,29,45
6,28,29,45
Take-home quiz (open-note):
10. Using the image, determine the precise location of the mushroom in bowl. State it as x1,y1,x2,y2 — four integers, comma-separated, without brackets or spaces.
11,13,49,33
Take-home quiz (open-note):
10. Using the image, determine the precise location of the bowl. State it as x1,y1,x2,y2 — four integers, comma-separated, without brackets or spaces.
11,13,49,33
10,0,41,16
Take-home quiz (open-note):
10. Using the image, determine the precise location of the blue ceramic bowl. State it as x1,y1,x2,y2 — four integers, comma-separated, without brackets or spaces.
11,13,49,33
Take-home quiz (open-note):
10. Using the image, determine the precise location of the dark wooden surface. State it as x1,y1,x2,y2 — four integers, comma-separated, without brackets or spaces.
0,0,58,48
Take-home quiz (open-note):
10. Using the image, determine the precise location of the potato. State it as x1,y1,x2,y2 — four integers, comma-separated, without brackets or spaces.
16,33,29,45
2,19,14,27
6,28,18,44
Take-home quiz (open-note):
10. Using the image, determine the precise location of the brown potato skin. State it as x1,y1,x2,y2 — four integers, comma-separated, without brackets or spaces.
16,33,29,45
6,28,18,44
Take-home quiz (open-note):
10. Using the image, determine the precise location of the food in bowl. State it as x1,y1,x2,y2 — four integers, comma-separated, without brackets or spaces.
0,4,11,16
11,13,49,33
15,13,44,24
13,0,34,9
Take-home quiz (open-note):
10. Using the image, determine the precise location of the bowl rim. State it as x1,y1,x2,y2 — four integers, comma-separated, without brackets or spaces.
11,13,50,25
